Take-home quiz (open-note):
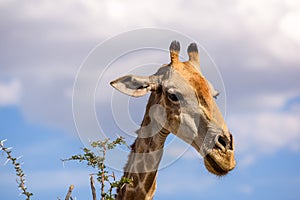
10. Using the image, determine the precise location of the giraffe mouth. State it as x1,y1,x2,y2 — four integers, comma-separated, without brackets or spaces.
191,140,236,176
203,148,236,176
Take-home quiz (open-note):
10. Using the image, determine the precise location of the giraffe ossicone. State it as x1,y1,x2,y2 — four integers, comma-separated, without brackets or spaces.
110,41,236,200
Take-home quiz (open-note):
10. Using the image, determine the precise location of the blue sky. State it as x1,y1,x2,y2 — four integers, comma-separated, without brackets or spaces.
1,0,300,199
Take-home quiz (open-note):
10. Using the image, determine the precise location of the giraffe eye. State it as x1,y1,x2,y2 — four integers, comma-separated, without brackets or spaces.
168,93,178,102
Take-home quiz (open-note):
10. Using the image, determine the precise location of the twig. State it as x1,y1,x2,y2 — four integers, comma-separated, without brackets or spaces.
0,139,33,200
65,185,74,200
108,172,116,197
101,146,107,200
90,175,97,200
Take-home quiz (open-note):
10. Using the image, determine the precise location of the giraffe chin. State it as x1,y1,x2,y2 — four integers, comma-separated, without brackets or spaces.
203,149,236,176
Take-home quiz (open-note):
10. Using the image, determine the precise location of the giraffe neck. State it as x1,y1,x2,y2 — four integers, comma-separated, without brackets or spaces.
116,127,169,200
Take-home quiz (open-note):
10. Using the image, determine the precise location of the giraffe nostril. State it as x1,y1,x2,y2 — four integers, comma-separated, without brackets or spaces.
215,135,230,151
218,136,227,149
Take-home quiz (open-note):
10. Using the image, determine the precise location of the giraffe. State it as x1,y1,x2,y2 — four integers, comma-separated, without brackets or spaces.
110,41,236,200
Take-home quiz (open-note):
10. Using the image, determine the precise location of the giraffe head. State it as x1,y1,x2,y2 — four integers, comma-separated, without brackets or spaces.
111,41,236,176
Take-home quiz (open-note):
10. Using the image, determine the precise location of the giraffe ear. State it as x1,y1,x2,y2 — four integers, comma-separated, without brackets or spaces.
110,75,154,97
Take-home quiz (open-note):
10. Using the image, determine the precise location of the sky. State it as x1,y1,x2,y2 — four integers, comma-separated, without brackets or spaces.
1,0,300,199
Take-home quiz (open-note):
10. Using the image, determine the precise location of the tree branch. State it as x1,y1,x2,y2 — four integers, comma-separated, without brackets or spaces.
64,185,74,200
90,175,97,200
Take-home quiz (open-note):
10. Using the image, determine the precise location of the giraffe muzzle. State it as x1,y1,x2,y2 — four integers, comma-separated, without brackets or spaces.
204,133,236,176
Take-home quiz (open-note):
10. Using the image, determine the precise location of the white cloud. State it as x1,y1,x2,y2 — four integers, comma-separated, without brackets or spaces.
1,0,300,136
227,88,300,157
279,9,300,44
240,91,299,112
232,0,300,67
238,154,256,168
106,1,127,21
229,111,300,155
0,79,21,106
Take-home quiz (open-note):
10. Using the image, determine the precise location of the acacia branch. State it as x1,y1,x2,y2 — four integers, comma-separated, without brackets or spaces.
90,175,97,200
64,185,74,200
0,139,33,200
